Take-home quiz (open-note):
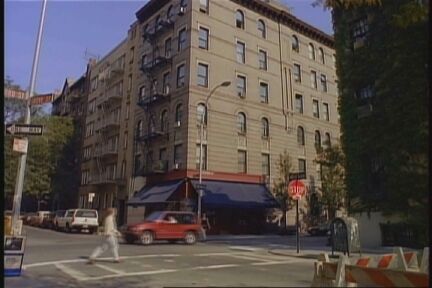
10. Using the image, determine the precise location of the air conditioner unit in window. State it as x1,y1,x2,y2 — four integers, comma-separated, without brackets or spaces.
175,121,181,127
174,162,181,170
238,91,245,98
178,6,185,15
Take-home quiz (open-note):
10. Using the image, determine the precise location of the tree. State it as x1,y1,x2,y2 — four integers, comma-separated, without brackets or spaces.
272,150,294,232
4,116,75,210
315,145,346,220
312,0,382,9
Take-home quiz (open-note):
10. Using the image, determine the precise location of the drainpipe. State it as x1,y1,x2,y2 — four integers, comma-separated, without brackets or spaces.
277,16,287,130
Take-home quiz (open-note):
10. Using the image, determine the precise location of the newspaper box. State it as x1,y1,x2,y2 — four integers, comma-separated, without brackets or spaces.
4,236,26,277
330,217,361,256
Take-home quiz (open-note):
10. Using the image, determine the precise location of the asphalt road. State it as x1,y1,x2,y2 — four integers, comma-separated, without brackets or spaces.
5,226,323,287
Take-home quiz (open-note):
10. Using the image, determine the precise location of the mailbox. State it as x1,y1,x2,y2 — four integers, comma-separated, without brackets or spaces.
330,217,361,256
4,236,26,277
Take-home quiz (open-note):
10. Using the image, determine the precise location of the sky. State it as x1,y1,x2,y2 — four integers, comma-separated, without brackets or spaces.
5,0,333,94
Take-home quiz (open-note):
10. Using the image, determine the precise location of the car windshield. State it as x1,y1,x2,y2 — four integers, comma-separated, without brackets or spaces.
145,212,164,222
75,210,97,218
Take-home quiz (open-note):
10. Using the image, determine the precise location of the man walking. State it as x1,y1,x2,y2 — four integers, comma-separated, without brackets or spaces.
88,208,121,264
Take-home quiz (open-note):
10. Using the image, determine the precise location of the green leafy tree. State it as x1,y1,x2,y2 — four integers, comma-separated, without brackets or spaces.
315,145,346,220
4,116,75,210
272,150,294,232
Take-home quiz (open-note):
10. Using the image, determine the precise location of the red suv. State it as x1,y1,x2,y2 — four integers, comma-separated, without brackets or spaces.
123,211,202,245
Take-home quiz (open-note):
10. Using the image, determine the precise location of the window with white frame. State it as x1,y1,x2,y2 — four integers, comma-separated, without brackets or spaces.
259,82,269,103
311,70,317,89
160,110,168,132
295,94,303,114
257,20,266,38
197,63,209,87
197,103,207,125
313,100,319,118
174,144,182,164
318,48,325,64
323,103,329,121
238,150,247,173
177,64,186,87
298,159,306,174
237,112,246,134
261,118,269,138
293,64,301,82
324,133,331,147
292,35,299,52
236,75,246,98
165,38,172,57
315,130,321,149
236,10,244,29
199,27,209,50
297,126,305,145
258,49,267,70
175,103,183,124
236,41,245,63
320,74,328,92
262,153,270,176
178,28,187,51
163,72,170,94
308,43,315,60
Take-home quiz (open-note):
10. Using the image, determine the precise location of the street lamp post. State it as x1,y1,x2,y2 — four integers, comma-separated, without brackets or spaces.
197,81,231,223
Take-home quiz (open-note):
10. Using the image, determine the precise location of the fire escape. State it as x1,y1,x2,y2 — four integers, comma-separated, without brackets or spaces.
135,12,177,177
92,64,123,186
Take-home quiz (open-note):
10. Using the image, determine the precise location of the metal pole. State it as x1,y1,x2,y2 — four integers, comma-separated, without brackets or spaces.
11,0,48,236
197,81,230,223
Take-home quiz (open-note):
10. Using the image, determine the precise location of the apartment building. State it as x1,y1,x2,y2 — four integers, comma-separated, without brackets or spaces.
126,0,340,233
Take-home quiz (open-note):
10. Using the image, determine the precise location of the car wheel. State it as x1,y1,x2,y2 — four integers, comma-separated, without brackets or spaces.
140,231,153,245
184,231,197,245
125,235,135,244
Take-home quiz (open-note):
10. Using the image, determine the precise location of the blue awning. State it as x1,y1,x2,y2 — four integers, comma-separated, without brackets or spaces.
127,179,184,205
191,180,280,209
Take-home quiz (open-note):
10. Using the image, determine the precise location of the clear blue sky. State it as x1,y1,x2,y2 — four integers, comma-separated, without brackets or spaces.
5,0,333,94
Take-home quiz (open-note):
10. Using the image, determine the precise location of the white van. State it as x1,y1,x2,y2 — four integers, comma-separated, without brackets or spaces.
57,209,99,234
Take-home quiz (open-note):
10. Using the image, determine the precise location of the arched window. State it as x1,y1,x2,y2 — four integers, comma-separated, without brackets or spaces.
175,103,183,123
324,133,331,148
257,19,266,38
318,47,325,64
167,5,174,21
292,35,299,52
315,130,321,149
137,120,143,137
297,126,305,145
261,118,269,138
235,10,245,29
308,43,315,60
197,103,207,125
160,110,168,132
237,112,246,133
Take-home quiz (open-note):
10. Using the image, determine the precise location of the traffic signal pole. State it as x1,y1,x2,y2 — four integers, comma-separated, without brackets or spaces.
11,0,48,236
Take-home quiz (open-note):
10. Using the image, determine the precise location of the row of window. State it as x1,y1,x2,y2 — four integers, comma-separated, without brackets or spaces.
234,9,333,67
292,64,328,92
136,103,183,136
295,94,330,121
297,126,332,148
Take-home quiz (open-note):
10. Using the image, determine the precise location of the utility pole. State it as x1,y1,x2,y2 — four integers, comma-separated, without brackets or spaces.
11,0,48,236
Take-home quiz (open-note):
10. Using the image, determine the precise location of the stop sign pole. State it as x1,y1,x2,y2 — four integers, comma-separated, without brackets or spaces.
288,172,306,254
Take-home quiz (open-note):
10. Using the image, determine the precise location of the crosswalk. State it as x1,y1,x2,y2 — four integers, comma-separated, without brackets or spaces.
24,251,313,282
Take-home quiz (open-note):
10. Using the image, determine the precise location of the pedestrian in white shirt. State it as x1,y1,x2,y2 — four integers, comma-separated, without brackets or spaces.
88,208,121,264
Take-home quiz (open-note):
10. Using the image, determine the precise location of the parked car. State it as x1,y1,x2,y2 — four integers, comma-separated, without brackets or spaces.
40,212,55,229
57,209,99,233
122,211,202,245
53,210,66,230
308,223,330,236
31,211,51,227
23,212,37,225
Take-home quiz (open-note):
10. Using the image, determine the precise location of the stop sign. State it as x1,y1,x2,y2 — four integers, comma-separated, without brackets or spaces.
287,180,306,200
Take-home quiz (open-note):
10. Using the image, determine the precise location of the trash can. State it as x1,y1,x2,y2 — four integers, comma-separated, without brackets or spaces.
4,216,12,236
330,217,361,256
4,236,26,277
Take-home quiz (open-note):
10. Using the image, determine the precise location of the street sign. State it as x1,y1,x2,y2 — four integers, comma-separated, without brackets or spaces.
287,180,306,200
289,172,306,181
5,124,44,136
13,138,28,154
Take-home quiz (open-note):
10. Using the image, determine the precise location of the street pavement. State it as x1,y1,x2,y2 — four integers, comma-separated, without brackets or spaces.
5,226,390,287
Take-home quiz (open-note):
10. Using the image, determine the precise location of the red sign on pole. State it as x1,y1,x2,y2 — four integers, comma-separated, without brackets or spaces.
287,180,306,200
